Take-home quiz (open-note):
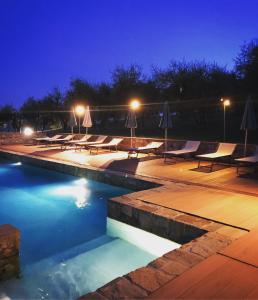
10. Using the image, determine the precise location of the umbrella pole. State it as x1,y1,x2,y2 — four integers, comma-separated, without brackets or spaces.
130,128,133,148
165,128,168,151
86,127,88,139
244,129,248,156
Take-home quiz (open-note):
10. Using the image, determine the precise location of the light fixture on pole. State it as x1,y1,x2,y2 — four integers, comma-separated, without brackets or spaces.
75,105,86,134
221,98,230,142
125,99,141,148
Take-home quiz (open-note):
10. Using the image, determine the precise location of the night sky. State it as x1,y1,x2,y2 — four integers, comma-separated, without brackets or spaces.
1,0,258,107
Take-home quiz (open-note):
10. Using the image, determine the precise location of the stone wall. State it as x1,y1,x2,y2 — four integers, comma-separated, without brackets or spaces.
0,224,20,281
0,132,45,145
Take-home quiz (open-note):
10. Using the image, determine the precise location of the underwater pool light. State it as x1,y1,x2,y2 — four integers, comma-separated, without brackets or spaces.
11,162,22,166
74,178,87,186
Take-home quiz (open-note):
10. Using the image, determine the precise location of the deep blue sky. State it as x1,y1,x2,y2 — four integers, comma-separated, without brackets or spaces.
1,0,258,107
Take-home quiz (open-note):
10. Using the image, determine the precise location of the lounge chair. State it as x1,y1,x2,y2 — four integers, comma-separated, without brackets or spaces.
61,135,92,150
45,134,74,145
196,143,236,172
33,134,63,144
75,135,108,151
128,141,164,158
235,146,258,174
163,140,201,163
89,138,123,154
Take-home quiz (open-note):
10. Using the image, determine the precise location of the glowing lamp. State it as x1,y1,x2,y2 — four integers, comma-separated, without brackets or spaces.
130,99,141,110
23,127,34,136
224,99,230,107
75,105,86,116
221,98,230,106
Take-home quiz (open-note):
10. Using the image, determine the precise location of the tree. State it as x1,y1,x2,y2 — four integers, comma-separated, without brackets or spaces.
20,97,41,129
235,39,258,95
65,78,97,108
111,64,146,104
152,60,237,128
0,105,17,131
39,88,64,130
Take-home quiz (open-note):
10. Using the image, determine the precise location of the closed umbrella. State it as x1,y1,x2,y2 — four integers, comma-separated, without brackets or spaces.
241,96,257,156
125,110,137,148
82,106,92,138
159,101,172,151
68,109,77,134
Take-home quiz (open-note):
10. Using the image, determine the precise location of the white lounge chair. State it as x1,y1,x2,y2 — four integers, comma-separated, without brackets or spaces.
196,143,236,172
163,141,201,163
75,135,108,151
235,146,258,174
61,135,92,150
128,141,164,158
89,138,123,154
45,134,74,145
33,134,63,144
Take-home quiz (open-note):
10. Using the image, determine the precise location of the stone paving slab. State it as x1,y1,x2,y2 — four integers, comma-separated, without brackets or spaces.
126,266,174,293
97,277,148,299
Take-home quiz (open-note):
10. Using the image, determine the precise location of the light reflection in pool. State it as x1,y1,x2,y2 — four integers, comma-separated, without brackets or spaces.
51,178,91,208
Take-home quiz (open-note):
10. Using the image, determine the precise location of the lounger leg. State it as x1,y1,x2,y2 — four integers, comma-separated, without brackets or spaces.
210,162,214,172
198,160,201,169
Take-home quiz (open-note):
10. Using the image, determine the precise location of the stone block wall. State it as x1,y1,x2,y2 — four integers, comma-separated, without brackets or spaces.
0,224,20,281
0,132,45,145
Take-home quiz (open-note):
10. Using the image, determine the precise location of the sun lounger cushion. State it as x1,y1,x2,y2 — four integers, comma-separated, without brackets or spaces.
197,143,236,159
163,141,200,156
89,138,123,148
133,142,164,151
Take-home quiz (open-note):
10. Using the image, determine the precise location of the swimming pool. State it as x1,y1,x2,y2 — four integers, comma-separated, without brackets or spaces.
0,158,180,299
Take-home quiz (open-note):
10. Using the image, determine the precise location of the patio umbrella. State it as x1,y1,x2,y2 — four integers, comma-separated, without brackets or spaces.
68,109,77,134
125,110,137,147
159,101,172,151
241,96,257,156
82,106,92,137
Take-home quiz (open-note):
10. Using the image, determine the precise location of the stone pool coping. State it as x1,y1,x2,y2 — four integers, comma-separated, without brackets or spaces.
0,149,248,299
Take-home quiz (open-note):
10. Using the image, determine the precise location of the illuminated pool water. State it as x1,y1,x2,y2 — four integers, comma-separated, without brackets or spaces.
0,159,180,299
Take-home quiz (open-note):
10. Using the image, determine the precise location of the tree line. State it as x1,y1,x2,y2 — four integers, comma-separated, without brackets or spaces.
1,39,258,135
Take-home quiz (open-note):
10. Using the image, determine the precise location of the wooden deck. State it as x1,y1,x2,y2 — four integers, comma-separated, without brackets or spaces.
149,228,258,299
148,254,258,299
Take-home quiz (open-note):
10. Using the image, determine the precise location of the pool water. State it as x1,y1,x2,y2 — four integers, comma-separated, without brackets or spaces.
0,159,180,299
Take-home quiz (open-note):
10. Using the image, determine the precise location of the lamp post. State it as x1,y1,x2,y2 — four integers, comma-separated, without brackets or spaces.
129,99,141,147
221,98,230,142
75,105,86,134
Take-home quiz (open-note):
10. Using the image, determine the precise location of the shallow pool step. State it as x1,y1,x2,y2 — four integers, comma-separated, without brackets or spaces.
0,236,156,300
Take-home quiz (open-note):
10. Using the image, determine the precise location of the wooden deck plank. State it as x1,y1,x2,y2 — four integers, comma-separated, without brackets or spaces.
220,228,258,267
148,255,258,299
138,187,258,230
